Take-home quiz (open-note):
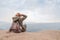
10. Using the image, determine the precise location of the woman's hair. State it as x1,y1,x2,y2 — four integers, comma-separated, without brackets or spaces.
16,13,21,16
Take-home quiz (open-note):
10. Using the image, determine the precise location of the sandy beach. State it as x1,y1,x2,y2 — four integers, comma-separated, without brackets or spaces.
0,30,60,40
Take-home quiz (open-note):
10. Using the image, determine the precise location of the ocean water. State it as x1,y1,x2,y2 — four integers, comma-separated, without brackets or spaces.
0,23,60,32
26,23,60,32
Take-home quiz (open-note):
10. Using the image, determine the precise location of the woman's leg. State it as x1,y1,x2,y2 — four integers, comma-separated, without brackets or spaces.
21,24,26,32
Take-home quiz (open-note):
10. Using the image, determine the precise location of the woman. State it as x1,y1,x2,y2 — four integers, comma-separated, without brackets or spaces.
9,13,27,33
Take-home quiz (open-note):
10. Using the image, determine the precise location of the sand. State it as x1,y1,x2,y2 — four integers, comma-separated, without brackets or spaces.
0,30,60,40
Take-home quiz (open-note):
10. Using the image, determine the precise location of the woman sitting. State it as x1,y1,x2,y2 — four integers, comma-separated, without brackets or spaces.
9,13,27,33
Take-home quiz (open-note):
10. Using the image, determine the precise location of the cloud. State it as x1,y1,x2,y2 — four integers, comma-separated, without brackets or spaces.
0,0,60,23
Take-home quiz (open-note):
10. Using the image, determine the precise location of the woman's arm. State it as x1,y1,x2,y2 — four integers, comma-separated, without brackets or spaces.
20,14,27,21
12,16,19,22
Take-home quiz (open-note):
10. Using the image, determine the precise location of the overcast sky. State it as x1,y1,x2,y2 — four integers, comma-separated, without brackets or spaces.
0,0,60,23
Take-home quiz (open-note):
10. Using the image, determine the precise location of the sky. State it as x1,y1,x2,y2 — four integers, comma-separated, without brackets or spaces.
0,0,60,23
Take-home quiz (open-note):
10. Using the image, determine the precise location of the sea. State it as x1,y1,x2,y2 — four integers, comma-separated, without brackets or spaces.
0,22,60,32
